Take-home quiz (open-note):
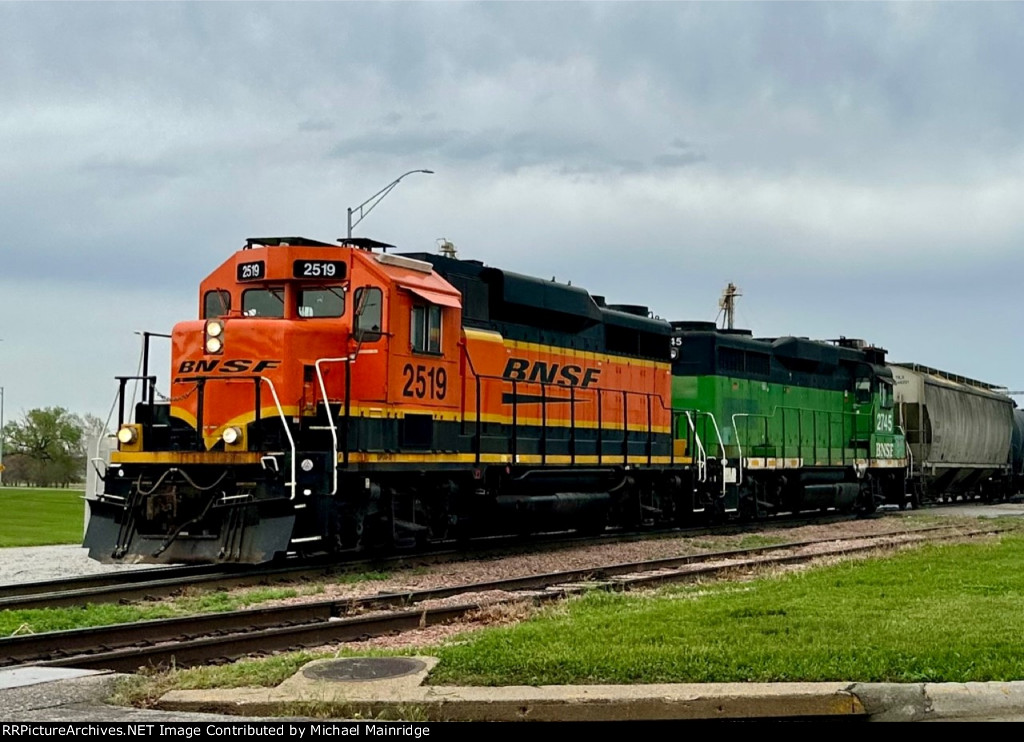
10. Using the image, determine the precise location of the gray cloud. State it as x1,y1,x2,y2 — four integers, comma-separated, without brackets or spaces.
653,152,706,169
298,119,336,133
1,2,1024,416
329,127,707,174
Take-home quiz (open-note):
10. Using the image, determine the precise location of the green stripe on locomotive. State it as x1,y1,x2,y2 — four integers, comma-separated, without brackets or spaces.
670,327,905,468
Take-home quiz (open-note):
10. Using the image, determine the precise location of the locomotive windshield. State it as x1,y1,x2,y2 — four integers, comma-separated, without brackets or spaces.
298,287,346,318
242,288,285,317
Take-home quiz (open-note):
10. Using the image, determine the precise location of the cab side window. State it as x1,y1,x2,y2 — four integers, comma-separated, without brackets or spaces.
855,377,872,405
353,287,383,342
411,304,442,353
879,379,894,409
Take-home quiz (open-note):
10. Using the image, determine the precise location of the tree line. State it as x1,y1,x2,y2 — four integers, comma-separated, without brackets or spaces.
1,407,106,488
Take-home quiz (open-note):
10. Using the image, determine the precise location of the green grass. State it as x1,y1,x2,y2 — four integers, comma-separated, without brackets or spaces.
429,535,1024,685
0,586,303,636
112,650,326,706
0,564,418,637
114,532,1024,704
0,487,86,547
109,651,429,720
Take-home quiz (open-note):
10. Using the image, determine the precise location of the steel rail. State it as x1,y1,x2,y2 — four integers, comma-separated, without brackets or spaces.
0,512,863,610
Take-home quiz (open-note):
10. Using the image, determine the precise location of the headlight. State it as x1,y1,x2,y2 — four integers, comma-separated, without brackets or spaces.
117,426,138,444
206,320,224,338
205,336,223,353
222,426,241,445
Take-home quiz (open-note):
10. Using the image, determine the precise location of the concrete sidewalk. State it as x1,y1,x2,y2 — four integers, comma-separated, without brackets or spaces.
154,657,1024,722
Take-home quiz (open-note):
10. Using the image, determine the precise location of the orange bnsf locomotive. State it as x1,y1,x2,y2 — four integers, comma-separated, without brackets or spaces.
85,236,701,564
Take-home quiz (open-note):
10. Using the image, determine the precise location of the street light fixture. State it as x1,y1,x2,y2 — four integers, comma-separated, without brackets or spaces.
346,169,434,239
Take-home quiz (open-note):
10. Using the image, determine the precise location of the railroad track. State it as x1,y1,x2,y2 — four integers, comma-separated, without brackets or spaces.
0,556,365,611
0,511,860,610
2,522,995,672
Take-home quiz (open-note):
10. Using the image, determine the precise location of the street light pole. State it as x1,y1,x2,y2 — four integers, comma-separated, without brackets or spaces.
346,169,434,239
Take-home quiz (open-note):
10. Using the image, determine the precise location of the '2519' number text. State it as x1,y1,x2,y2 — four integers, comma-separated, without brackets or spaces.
402,364,447,400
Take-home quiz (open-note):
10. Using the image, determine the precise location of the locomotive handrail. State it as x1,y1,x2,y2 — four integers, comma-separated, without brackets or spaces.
460,337,679,467
683,411,707,482
88,457,112,499
136,331,172,405
703,412,728,496
314,356,350,495
466,370,672,466
731,412,750,486
896,425,912,474
175,374,298,499
114,375,158,428
676,410,727,494
731,405,879,486
258,377,297,500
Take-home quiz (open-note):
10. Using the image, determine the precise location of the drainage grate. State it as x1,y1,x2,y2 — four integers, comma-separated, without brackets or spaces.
302,657,428,682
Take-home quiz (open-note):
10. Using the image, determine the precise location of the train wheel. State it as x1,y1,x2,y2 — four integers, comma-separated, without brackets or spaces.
856,480,878,518
738,485,759,521
616,489,643,530
410,498,449,545
411,482,459,546
576,509,608,536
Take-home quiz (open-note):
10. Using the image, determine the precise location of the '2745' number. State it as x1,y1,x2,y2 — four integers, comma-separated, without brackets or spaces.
402,364,447,400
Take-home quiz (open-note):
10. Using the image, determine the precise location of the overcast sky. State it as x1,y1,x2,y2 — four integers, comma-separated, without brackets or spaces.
2,2,1023,423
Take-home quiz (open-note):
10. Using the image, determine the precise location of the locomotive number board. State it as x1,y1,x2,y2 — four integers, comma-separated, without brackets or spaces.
293,260,347,279
236,261,266,282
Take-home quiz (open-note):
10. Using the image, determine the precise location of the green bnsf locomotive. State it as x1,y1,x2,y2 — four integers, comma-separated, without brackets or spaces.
670,323,906,518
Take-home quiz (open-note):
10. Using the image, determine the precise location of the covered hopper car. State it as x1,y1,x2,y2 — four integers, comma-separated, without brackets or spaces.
892,363,1015,506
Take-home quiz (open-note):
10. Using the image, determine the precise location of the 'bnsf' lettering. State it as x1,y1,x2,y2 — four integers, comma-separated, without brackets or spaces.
177,359,282,374
180,359,219,374
502,357,601,388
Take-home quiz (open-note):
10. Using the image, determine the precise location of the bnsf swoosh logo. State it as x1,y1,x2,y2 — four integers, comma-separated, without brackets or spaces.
177,359,282,374
502,358,601,388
